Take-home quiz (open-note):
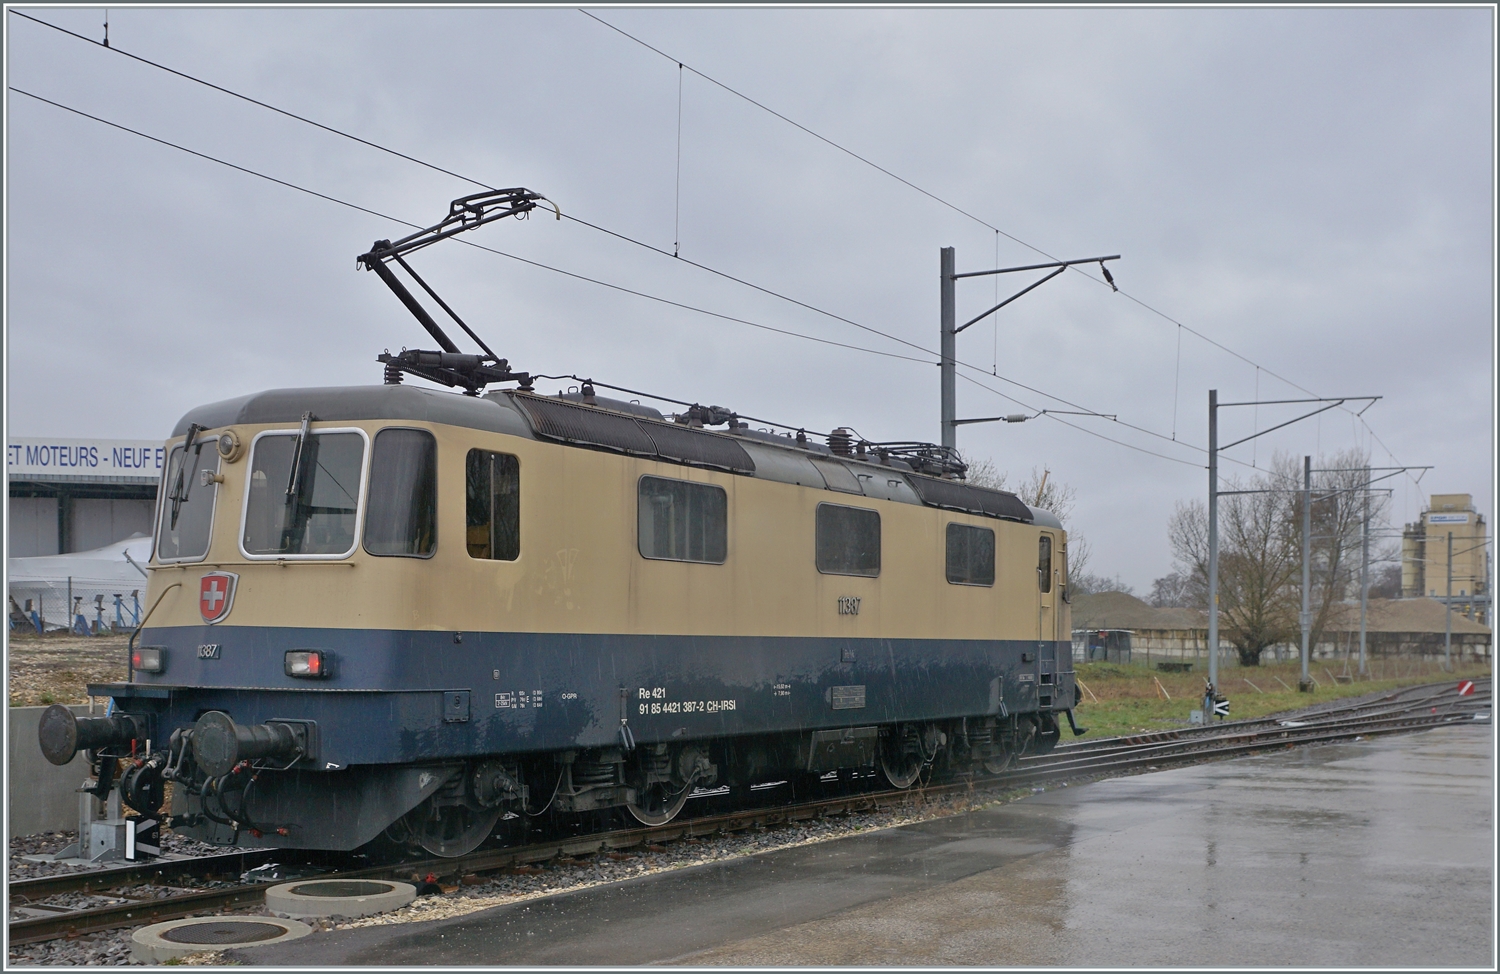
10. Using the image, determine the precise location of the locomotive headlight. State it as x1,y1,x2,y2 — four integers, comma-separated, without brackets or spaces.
284,650,330,679
131,647,165,673
216,429,244,462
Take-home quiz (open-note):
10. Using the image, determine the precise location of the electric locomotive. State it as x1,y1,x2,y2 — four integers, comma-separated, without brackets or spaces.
39,189,1082,857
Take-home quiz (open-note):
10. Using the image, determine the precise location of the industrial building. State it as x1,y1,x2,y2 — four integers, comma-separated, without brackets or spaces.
1072,590,1491,667
1401,493,1491,625
7,436,161,558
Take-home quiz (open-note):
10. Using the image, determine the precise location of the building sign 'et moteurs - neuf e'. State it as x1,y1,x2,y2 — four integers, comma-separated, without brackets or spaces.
7,437,164,482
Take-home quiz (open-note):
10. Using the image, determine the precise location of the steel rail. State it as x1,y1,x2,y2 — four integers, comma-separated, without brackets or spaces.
1032,683,1489,764
8,849,287,902
9,680,1488,945
1043,679,1484,755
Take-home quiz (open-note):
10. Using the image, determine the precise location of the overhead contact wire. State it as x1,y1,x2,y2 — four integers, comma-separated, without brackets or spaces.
16,12,1378,470
6,85,927,370
10,10,1217,462
15,85,1212,470
9,85,1226,471
579,8,1402,454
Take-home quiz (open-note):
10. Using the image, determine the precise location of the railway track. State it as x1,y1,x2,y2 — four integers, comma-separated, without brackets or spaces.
10,678,1488,946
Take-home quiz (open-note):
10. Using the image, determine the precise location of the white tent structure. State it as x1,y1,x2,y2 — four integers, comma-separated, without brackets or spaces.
8,535,152,632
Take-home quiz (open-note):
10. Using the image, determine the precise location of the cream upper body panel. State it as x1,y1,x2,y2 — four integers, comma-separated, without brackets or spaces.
145,403,1062,642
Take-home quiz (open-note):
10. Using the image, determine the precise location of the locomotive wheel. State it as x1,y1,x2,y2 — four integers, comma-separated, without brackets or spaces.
880,732,923,789
412,803,504,858
882,723,942,789
881,749,922,789
624,782,694,826
982,753,1014,775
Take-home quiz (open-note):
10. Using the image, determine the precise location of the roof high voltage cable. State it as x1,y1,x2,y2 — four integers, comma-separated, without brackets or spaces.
11,85,1203,470
10,8,1405,477
577,9,1405,454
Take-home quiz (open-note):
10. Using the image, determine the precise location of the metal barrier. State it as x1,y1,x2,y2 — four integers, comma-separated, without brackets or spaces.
8,579,142,635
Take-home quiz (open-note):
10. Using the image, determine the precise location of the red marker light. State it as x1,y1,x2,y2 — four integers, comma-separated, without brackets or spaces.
284,650,330,679
132,647,164,673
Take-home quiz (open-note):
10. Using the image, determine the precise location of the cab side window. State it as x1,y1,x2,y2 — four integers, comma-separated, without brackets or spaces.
466,450,520,560
364,428,437,557
945,523,995,586
1037,535,1053,593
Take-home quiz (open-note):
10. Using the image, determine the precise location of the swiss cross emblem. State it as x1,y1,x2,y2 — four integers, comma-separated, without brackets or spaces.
199,572,239,625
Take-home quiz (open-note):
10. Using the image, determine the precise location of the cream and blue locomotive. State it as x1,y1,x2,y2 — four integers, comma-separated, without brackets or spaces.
39,189,1080,857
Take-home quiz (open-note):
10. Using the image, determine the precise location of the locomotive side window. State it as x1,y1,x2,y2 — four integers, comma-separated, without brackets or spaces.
242,430,365,558
945,523,995,586
1037,534,1053,593
364,429,437,557
637,476,726,564
815,503,880,576
155,441,219,562
466,450,520,560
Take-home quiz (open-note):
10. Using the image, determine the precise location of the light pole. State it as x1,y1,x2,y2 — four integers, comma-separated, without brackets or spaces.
1439,535,1492,670
1205,392,1381,703
1446,532,1453,669
1359,473,1370,678
1299,456,1313,691
939,248,1120,450
1303,465,1421,680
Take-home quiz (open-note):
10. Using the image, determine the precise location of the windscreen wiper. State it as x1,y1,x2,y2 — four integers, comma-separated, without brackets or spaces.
168,424,205,530
284,412,314,505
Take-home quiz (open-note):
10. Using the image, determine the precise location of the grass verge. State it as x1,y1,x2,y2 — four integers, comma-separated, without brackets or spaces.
1072,658,1491,738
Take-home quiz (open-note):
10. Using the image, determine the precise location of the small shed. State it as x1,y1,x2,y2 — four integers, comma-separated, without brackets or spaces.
1073,628,1133,664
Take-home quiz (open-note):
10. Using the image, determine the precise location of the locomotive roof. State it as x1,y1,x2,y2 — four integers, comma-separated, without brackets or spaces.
172,385,1053,527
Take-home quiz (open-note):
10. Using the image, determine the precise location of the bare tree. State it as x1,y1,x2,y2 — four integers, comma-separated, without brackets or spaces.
1366,561,1402,600
1276,449,1388,655
1071,572,1135,596
1147,571,1193,608
1169,469,1300,666
965,460,1090,578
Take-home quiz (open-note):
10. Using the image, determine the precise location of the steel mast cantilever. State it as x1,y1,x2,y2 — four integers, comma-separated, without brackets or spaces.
358,188,557,394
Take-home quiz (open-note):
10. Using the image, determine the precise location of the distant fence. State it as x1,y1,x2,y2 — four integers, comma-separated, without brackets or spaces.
8,577,145,635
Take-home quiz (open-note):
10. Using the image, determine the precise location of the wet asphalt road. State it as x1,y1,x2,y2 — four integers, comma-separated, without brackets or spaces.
231,723,1493,967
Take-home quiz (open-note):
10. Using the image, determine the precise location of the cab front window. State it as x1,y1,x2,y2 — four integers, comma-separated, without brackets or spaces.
242,429,365,557
156,437,219,562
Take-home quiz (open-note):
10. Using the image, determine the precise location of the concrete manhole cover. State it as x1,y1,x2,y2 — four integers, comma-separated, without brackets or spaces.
288,880,397,897
133,917,312,962
161,920,289,944
266,878,417,918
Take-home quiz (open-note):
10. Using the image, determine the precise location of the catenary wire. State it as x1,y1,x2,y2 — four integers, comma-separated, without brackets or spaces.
9,13,1411,481
12,84,1221,471
8,14,1218,464
6,86,929,370
10,8,1161,436
11,7,1345,476
578,9,1414,472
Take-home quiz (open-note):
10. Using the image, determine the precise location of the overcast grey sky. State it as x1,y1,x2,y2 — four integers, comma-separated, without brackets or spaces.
5,5,1494,591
